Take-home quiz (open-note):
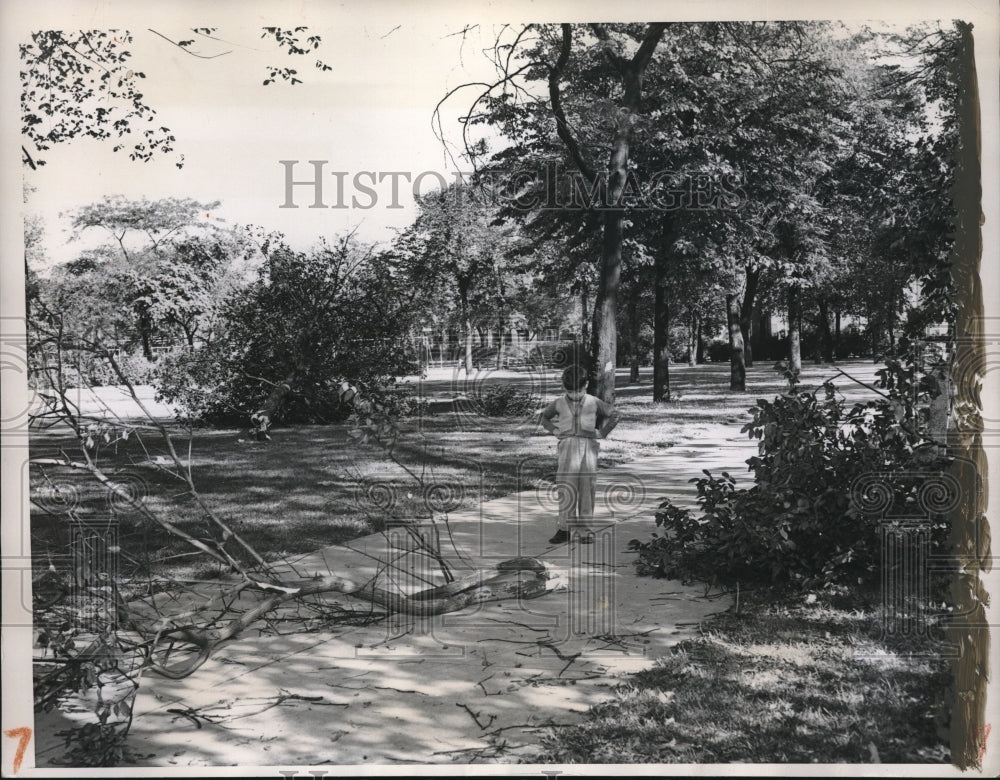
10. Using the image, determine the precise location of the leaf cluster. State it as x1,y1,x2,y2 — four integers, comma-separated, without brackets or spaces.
21,30,173,168
630,353,953,589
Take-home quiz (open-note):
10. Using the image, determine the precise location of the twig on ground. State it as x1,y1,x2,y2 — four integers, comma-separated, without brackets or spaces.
482,719,573,738
484,617,551,633
372,685,429,695
477,674,498,695
591,628,660,652
476,637,547,646
166,705,231,730
527,673,605,686
536,640,582,676
431,745,497,759
457,702,497,730
170,692,347,729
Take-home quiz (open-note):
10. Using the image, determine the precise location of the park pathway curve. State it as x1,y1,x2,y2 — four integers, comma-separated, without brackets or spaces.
38,421,760,767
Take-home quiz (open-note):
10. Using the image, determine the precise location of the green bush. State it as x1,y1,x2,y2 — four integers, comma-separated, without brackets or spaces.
152,238,420,427
630,358,952,589
154,345,419,427
473,384,539,417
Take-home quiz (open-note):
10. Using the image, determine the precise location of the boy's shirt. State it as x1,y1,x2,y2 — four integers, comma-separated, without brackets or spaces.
540,392,620,439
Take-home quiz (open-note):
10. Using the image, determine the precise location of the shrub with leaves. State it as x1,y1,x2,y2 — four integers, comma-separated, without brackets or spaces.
53,723,136,768
630,353,953,589
152,231,420,428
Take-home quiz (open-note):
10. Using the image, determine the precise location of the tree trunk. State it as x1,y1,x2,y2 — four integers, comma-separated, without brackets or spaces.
653,256,671,402
139,312,154,361
580,287,590,357
251,371,297,440
464,320,474,374
751,303,768,362
589,207,623,402
688,313,697,367
740,265,760,368
944,22,988,769
496,314,506,371
817,297,834,363
834,308,841,358
788,286,802,374
867,300,884,360
696,317,705,364
459,282,474,375
628,284,640,383
725,293,746,391
583,24,666,403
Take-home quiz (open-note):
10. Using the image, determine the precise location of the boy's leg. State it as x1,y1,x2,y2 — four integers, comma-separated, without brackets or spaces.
555,438,574,530
550,438,580,544
563,437,592,534
567,459,585,533
577,438,599,531
560,437,589,532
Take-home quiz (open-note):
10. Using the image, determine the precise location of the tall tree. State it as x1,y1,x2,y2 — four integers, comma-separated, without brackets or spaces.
445,23,667,402
398,184,526,375
713,22,858,385
125,236,234,349
67,196,222,359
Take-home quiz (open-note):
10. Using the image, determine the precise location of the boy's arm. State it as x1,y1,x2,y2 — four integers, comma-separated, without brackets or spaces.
595,398,620,438
539,400,559,435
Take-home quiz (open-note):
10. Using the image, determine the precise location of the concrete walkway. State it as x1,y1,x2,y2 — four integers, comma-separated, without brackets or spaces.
35,422,759,768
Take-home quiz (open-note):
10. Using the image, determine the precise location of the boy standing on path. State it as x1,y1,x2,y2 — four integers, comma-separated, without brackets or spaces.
539,365,621,544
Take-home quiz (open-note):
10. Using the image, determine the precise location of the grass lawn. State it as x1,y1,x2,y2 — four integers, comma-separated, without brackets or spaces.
534,589,952,764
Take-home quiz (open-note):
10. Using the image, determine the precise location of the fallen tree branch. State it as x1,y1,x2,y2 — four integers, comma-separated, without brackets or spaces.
144,558,564,678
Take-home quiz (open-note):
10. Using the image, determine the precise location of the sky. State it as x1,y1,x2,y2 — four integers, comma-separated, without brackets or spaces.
11,0,996,269
17,9,512,264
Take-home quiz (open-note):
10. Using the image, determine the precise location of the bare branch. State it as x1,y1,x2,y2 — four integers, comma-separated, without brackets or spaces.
101,346,270,570
432,61,537,172
31,455,234,569
444,24,480,39
147,28,232,59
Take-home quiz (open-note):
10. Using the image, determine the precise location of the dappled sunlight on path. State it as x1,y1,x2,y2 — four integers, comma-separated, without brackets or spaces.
31,363,889,767
45,420,763,767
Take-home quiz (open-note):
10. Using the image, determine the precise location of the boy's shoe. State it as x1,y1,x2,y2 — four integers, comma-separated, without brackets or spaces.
548,528,569,544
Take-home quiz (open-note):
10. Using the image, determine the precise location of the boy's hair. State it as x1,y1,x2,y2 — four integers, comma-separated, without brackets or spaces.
561,365,589,392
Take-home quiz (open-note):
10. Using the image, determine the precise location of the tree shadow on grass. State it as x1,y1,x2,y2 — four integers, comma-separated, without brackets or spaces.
536,598,951,765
